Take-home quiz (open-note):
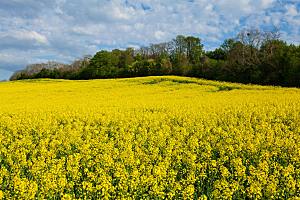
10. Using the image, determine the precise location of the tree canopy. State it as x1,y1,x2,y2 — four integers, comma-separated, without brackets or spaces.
10,29,300,87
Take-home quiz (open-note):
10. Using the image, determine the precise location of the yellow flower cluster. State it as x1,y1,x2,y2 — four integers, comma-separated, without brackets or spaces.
0,76,299,199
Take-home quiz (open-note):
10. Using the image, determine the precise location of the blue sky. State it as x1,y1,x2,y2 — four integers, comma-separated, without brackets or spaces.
0,0,300,80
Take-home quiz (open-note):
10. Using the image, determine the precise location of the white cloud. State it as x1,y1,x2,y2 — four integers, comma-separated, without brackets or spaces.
0,0,299,80
261,0,275,8
0,29,49,51
286,4,298,16
16,30,48,44
154,31,165,40
72,24,106,36
111,3,133,20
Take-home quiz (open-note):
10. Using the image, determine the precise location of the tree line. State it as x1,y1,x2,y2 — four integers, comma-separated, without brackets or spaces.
10,28,300,87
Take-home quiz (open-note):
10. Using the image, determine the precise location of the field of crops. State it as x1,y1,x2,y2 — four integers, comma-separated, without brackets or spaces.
0,76,299,199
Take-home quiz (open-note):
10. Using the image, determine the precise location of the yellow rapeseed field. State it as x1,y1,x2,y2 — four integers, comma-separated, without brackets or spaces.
0,76,299,199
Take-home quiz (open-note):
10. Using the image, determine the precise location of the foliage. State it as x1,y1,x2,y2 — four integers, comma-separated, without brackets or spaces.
10,29,300,87
0,76,300,199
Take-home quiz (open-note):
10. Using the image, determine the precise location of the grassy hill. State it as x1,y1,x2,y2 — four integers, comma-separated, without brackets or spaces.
1,76,298,112
0,76,299,199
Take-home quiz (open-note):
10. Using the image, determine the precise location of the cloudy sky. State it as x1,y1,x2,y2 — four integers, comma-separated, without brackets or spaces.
0,0,300,80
